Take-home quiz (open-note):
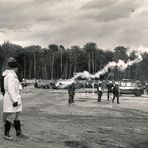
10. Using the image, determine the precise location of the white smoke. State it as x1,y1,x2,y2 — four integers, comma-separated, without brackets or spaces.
92,54,142,78
118,54,143,70
74,71,92,79
60,71,92,88
60,51,143,88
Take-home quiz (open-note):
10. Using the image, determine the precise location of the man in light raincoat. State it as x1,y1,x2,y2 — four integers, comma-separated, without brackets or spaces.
2,57,27,140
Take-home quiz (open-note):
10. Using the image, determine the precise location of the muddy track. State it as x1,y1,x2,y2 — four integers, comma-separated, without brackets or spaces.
0,88,148,148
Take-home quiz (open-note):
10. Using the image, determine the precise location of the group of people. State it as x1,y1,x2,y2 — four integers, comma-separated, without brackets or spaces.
97,81,120,104
68,80,120,104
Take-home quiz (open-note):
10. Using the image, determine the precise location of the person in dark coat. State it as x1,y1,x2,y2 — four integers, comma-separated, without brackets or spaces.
112,82,120,104
97,81,103,102
106,81,113,101
68,82,75,104
1,74,7,126
145,84,148,95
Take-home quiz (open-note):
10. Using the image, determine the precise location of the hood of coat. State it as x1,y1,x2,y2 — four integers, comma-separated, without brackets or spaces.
2,69,17,77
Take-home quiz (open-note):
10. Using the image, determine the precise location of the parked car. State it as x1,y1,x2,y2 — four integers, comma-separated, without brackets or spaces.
35,79,51,89
119,79,144,96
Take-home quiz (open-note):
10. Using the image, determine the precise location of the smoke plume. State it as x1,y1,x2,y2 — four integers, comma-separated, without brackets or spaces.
60,53,143,88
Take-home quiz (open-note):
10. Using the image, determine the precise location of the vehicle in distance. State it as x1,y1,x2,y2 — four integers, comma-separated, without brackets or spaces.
35,79,51,89
119,79,144,96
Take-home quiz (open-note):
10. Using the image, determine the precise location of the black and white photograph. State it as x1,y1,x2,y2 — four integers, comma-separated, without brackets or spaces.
0,0,148,147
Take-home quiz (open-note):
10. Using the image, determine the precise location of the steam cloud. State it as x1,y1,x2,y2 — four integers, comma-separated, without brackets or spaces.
60,53,143,88
93,54,143,78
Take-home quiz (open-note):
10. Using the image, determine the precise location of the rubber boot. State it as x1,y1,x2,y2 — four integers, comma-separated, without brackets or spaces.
4,120,13,140
14,120,28,139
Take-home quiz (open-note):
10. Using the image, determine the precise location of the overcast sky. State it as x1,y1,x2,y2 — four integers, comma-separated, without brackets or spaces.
0,0,148,50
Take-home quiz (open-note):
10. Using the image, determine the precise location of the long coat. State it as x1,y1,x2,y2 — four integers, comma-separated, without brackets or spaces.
112,84,120,96
68,84,75,96
3,70,22,113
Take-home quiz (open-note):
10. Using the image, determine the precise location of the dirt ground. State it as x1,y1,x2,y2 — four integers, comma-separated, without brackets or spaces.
0,87,148,148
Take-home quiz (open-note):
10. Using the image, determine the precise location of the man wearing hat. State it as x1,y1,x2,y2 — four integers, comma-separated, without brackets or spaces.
2,57,27,140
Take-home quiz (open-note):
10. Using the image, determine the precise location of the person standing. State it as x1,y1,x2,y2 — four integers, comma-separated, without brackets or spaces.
68,82,75,104
112,82,120,104
145,83,148,95
2,57,28,140
97,81,103,102
106,81,113,101
1,74,7,126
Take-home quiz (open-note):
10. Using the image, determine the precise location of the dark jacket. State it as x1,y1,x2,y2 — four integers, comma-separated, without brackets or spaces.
68,84,75,95
106,83,113,92
97,84,103,93
112,85,120,95
0,75,5,96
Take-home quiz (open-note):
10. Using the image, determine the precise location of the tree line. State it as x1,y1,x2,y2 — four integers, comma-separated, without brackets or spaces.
0,41,148,81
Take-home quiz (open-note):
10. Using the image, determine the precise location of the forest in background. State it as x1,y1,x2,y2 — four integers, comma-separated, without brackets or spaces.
0,41,148,81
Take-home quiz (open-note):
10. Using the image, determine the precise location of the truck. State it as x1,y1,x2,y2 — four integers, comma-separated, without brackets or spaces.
119,79,144,96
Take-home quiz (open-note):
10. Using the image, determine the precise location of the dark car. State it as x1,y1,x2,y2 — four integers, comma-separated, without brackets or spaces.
35,79,51,89
119,80,144,96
